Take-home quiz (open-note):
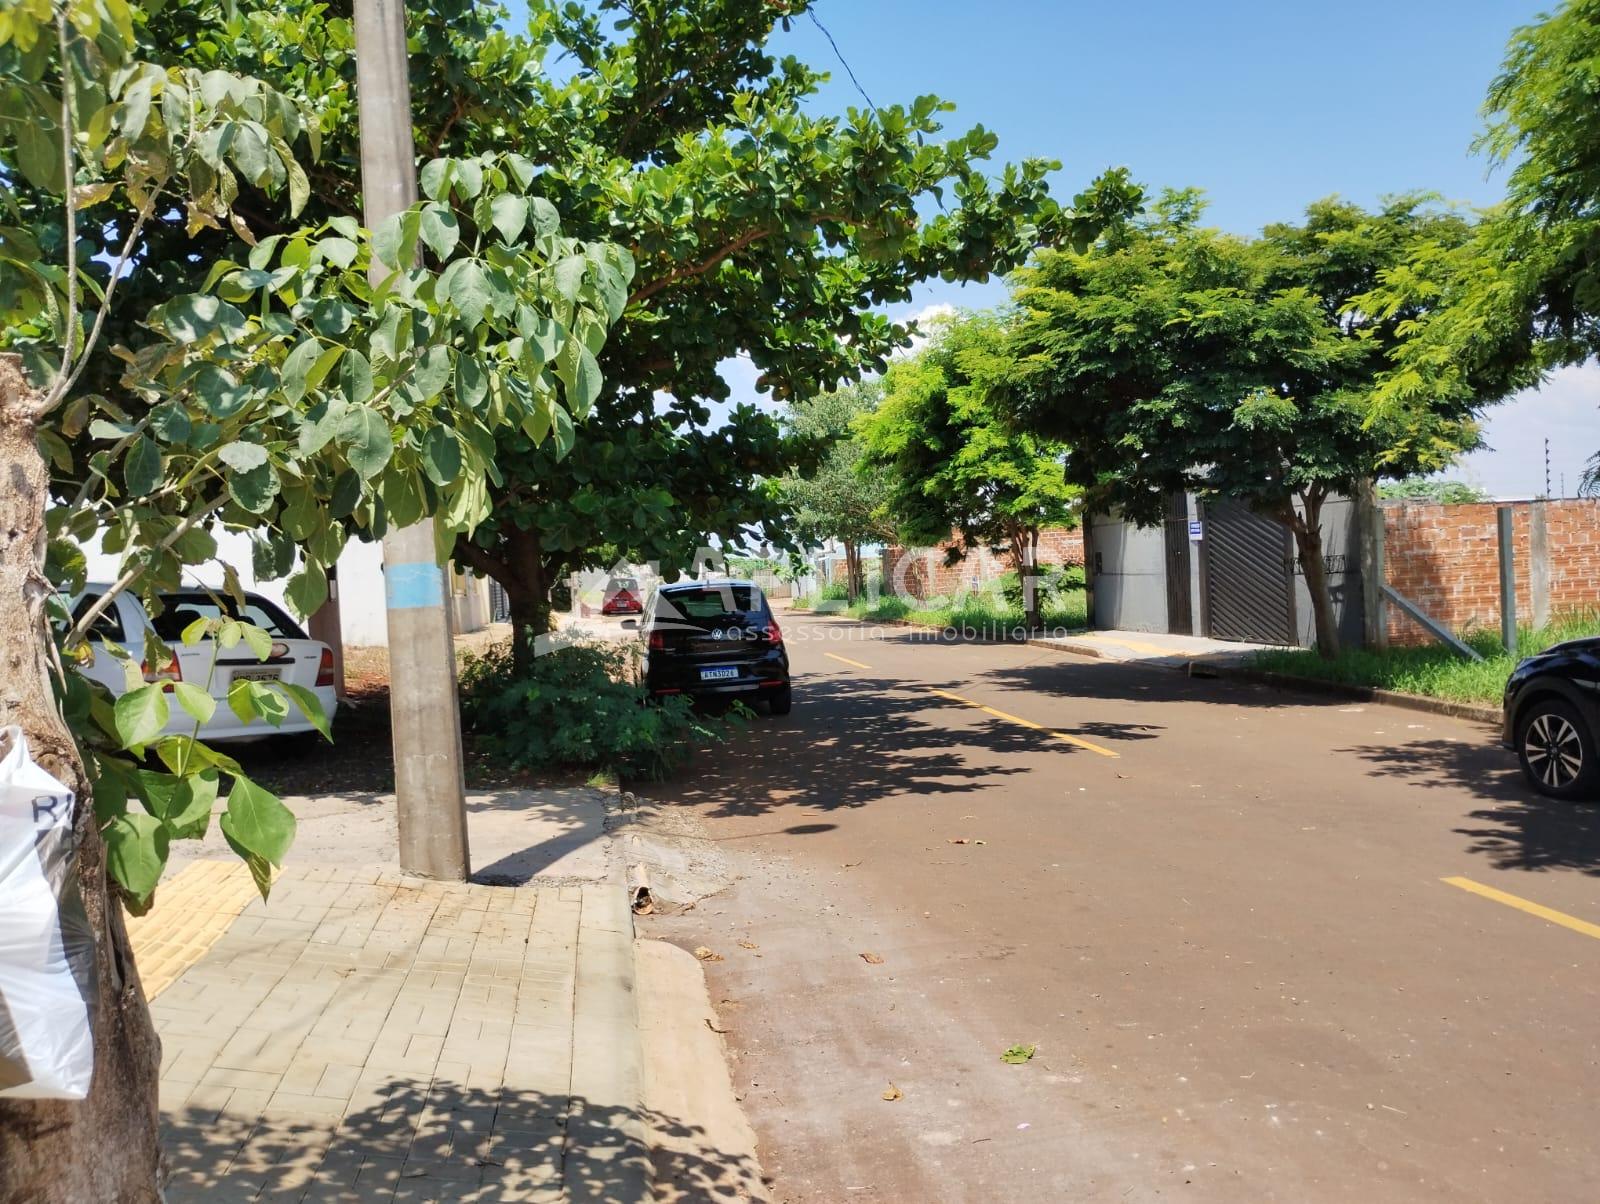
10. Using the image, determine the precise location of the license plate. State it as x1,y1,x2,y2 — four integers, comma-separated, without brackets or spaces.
231,667,282,684
699,666,739,682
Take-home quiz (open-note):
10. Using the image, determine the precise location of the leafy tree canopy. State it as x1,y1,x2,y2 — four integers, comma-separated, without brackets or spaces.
73,0,1139,636
1378,478,1492,504
1002,191,1492,655
860,312,1078,622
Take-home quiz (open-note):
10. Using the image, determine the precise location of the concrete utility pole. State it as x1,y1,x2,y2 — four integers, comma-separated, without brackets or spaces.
1497,505,1518,655
353,0,471,881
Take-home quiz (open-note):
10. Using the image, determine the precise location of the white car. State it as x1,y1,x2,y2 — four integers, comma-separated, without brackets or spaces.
69,584,338,742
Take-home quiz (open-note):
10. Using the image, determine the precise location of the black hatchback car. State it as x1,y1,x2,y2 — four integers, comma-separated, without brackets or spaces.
1502,636,1600,799
628,580,791,714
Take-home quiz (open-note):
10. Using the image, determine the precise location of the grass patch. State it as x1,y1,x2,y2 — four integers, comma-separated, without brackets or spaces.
841,588,1088,632
1249,611,1599,705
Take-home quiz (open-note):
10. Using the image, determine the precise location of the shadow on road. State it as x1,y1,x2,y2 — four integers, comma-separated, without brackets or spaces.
1338,736,1600,876
161,1083,761,1202
976,655,1298,718
660,674,1053,819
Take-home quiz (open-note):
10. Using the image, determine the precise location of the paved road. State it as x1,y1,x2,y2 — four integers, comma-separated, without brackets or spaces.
640,611,1600,1203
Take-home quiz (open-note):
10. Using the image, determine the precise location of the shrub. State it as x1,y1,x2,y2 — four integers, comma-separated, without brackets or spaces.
998,563,1085,611
459,637,740,780
818,581,850,602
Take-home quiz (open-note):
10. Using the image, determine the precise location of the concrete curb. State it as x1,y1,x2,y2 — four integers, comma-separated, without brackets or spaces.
565,883,653,1203
635,940,770,1203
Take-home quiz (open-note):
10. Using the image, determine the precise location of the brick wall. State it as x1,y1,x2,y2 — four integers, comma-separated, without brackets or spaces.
1383,499,1600,643
881,527,1084,601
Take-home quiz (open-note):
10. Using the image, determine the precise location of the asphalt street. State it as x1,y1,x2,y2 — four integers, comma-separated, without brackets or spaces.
641,611,1600,1203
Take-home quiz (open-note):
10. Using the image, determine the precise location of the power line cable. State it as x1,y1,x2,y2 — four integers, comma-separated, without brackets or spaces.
807,6,877,113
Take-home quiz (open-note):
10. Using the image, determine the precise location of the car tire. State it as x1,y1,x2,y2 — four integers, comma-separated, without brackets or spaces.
767,685,793,716
1516,698,1599,800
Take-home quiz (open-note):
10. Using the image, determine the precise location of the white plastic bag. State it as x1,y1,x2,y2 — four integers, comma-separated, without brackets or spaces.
0,726,94,1100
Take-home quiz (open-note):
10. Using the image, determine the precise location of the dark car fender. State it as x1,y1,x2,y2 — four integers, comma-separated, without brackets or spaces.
1505,672,1600,747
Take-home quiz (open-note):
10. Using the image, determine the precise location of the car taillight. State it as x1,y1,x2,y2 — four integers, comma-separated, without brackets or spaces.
316,647,335,687
764,620,783,645
648,631,666,651
142,652,182,690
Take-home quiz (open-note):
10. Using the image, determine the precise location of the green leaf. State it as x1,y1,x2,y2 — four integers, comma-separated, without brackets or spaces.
220,774,297,867
455,354,488,409
164,770,219,840
148,402,191,444
239,622,273,661
281,338,321,404
172,681,216,726
275,682,332,742
553,254,588,303
447,260,492,326
338,348,374,405
105,813,169,901
421,426,463,486
329,468,362,519
190,364,249,418
228,461,279,513
999,1044,1036,1065
217,441,268,473
419,205,460,260
16,121,64,192
490,193,529,243
123,435,161,496
159,295,247,343
284,559,328,619
412,345,451,402
114,683,169,749
420,157,454,201
528,196,560,237
316,236,359,269
180,616,211,646
337,408,391,478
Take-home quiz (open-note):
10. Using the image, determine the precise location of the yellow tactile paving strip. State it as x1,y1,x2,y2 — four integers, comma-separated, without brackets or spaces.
126,859,260,999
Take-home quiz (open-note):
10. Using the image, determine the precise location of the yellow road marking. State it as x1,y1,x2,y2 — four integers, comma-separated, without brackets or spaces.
824,652,875,670
1442,876,1600,942
1074,634,1201,659
923,687,1120,758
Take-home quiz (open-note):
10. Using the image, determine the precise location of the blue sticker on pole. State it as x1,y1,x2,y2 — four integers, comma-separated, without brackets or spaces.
1189,520,1203,541
386,561,445,610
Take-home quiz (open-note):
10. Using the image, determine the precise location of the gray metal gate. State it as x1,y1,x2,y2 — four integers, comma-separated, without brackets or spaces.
1201,498,1295,645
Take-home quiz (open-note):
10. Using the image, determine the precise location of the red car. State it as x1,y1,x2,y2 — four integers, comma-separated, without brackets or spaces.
601,577,644,616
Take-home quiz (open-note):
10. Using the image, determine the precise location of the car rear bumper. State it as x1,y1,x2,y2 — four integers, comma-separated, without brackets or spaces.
645,650,789,699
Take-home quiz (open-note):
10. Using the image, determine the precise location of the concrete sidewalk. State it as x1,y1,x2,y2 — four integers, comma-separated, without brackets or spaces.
132,787,766,1203
1026,627,1280,668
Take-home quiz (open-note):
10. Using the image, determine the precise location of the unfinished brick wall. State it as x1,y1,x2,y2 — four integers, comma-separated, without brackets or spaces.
1383,499,1600,644
881,527,1085,600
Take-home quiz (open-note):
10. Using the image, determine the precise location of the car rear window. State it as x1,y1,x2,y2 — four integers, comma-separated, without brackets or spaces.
660,586,759,619
151,592,307,641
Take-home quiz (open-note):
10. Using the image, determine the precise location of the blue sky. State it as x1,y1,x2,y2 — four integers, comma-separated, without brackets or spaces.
536,1,1596,498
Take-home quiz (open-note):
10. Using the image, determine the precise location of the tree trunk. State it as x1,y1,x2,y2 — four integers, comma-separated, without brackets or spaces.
0,355,163,1202
1007,524,1042,632
456,530,553,677
843,541,861,604
1288,492,1340,660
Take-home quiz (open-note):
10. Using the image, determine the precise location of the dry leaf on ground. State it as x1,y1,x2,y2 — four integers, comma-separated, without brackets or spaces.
693,946,724,963
860,952,885,965
882,1083,903,1101
737,939,759,950
947,837,986,846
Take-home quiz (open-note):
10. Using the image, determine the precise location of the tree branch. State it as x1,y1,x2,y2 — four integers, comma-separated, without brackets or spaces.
627,224,777,306
48,7,79,411
65,495,228,649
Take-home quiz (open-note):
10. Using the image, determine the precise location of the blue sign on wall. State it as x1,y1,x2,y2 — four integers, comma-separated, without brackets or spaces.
1188,520,1203,541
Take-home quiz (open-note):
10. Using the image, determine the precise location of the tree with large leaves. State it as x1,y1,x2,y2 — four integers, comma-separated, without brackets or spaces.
860,312,1079,629
1002,192,1496,657
0,0,625,1193
110,0,1136,638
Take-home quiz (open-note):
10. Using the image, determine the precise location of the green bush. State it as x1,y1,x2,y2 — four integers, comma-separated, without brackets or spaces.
998,563,1086,611
817,581,850,602
459,638,741,780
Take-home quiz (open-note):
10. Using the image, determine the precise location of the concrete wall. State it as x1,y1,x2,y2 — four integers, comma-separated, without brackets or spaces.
1087,510,1169,633
1289,496,1365,649
1383,498,1600,643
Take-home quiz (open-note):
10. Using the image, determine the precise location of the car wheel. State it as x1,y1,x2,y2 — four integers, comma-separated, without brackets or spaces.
1517,698,1599,800
767,685,793,716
